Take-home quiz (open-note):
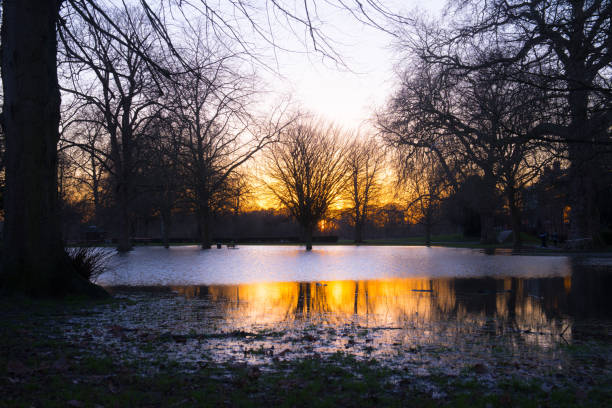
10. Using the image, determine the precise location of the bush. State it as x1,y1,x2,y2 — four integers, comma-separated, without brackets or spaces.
66,247,113,283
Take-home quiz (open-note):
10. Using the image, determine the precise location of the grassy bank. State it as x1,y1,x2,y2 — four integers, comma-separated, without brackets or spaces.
72,232,612,252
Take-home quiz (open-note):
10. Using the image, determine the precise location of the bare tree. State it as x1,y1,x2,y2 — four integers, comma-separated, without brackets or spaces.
395,148,450,246
342,136,384,243
380,58,551,246
59,106,111,228
60,8,165,251
3,0,359,295
168,28,286,249
394,0,612,246
264,119,348,250
0,1,95,296
138,114,184,248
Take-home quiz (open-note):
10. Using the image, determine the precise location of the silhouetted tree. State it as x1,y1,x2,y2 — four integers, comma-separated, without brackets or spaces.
60,8,164,252
264,119,348,250
396,149,450,246
398,0,612,246
1,0,353,295
342,136,384,243
169,27,286,248
1,1,106,296
380,58,551,246
138,115,184,248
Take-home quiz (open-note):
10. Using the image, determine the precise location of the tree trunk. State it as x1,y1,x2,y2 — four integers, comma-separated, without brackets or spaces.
424,205,433,246
567,144,601,247
1,1,106,297
90,151,101,225
305,225,313,251
116,183,132,252
507,187,522,249
480,211,497,244
160,207,171,249
565,79,602,248
479,174,498,245
198,208,212,249
354,221,363,244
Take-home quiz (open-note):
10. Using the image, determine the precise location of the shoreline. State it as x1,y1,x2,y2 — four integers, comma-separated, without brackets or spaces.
68,240,612,256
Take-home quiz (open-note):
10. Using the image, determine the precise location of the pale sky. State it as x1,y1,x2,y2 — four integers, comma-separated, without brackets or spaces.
263,0,447,131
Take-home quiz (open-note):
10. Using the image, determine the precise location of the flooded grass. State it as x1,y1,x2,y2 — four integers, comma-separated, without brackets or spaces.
3,247,611,406
2,288,611,407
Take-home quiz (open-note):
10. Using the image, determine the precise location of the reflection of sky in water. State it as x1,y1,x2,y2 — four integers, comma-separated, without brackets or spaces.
90,273,599,371
73,250,611,373
99,246,573,286
168,277,575,348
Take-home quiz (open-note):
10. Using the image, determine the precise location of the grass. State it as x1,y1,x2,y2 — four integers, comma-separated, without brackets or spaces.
68,232,612,253
1,295,611,407
5,355,608,407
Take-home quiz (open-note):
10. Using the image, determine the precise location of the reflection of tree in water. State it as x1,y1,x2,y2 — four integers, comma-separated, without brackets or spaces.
294,282,333,320
566,261,612,341
168,265,611,345
294,283,310,319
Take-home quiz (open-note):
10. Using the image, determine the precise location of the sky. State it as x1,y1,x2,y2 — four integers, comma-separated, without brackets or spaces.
242,0,447,209
262,0,447,131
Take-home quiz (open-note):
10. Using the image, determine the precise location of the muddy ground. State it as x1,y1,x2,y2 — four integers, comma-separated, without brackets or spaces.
1,291,611,407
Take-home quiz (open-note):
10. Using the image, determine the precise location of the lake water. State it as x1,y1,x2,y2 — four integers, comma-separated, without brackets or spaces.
98,245,612,342
100,245,585,286
68,245,612,378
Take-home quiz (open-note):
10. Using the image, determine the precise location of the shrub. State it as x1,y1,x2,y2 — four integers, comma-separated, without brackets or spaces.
66,247,114,283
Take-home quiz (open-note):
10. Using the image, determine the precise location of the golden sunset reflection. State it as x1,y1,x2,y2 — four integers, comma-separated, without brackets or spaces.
171,276,573,344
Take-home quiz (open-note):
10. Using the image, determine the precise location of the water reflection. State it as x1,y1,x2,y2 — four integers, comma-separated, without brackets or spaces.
163,268,611,349
91,258,612,373
100,246,578,286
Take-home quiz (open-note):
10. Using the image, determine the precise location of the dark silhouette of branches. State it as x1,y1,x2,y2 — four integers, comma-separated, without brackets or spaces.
387,0,612,245
380,55,553,245
342,136,385,243
264,118,348,250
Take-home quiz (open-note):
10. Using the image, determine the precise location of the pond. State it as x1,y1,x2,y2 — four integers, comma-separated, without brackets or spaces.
99,245,589,286
85,246,612,377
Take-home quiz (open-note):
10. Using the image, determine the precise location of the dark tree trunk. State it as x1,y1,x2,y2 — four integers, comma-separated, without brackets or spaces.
90,151,101,225
116,183,132,252
354,221,363,244
305,225,313,251
479,175,498,245
507,186,522,249
480,211,497,245
160,206,171,249
565,73,602,248
567,144,601,247
424,205,433,246
1,1,106,297
198,207,212,249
